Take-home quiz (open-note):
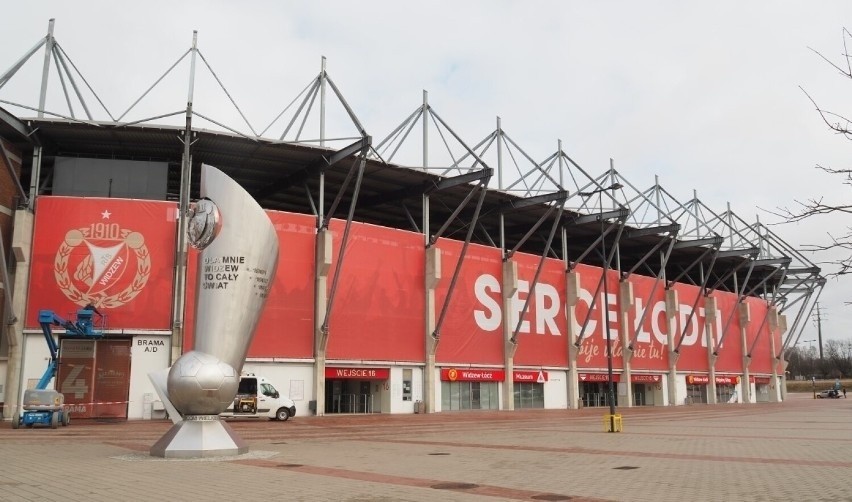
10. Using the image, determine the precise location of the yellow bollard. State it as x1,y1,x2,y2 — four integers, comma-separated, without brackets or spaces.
603,413,623,432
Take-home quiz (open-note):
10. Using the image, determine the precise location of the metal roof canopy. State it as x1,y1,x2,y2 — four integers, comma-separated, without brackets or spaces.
0,115,758,292
0,19,820,309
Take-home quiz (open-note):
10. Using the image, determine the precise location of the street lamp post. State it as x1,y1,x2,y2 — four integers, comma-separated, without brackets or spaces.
801,339,816,397
579,182,623,432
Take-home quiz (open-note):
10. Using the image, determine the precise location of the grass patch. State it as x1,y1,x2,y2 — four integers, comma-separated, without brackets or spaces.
786,379,852,393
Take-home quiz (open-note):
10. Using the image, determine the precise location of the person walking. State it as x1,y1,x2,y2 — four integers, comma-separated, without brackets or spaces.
843,388,847,398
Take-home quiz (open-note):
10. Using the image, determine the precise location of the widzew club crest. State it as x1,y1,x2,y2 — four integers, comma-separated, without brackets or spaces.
54,212,151,308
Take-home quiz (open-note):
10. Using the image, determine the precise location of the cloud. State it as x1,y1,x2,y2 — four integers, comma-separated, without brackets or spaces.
2,1,851,344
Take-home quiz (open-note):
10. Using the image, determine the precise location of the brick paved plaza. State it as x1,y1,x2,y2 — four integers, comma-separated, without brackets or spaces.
1,392,850,501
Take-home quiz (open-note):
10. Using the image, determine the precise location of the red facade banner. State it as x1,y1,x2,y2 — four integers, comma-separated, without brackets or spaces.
669,283,710,371
512,252,569,367
441,368,505,381
744,298,773,374
325,367,390,379
573,264,624,370
436,239,504,365
325,220,425,361
28,197,177,329
43,196,780,378
248,211,316,358
712,292,745,374
183,210,317,358
625,274,670,372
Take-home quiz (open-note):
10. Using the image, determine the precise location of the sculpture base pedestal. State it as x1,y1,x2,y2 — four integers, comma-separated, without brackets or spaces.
150,416,248,458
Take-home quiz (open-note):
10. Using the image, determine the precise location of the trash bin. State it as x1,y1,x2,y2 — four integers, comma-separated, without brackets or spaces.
414,400,424,414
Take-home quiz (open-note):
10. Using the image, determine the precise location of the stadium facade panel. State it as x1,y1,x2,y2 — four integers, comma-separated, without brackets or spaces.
1,167,782,418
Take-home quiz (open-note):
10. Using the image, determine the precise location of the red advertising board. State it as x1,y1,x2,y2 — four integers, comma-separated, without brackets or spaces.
685,375,739,385
631,374,662,383
435,239,504,365
183,210,317,359
27,197,177,329
512,252,569,367
514,370,549,382
715,375,740,385
325,220,425,361
325,367,390,379
686,374,709,385
441,368,505,381
578,372,621,383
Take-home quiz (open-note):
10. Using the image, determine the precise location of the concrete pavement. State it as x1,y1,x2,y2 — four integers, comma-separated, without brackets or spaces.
1,392,851,501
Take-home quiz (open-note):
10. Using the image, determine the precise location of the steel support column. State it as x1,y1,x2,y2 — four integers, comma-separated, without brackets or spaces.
37,19,55,118
170,30,198,366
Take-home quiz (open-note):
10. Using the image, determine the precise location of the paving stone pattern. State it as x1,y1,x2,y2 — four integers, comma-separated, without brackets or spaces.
1,393,850,501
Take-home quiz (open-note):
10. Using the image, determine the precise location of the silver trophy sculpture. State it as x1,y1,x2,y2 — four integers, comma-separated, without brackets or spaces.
150,164,279,458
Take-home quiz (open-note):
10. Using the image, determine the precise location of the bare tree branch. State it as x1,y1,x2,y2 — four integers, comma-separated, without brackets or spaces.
800,86,852,140
774,28,852,278
765,197,852,223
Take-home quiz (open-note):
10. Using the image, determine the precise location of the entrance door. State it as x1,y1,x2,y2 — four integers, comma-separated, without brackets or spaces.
633,384,646,406
57,339,95,417
582,382,617,407
514,383,544,408
57,338,132,419
756,384,769,402
716,385,735,403
325,380,343,413
686,384,707,404
440,381,499,410
325,379,380,414
92,340,132,417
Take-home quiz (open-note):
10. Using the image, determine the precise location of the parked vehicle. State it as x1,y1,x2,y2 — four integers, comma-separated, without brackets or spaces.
12,308,104,429
817,389,842,399
220,374,296,421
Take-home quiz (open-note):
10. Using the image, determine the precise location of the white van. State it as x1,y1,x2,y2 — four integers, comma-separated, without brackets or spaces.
220,374,296,421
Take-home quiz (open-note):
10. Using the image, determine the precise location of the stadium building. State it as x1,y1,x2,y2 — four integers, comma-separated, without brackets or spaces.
0,21,824,420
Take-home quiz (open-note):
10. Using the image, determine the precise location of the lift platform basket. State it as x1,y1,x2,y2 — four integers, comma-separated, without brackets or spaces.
23,389,64,411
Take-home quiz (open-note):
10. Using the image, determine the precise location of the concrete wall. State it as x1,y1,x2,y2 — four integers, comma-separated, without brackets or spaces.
127,334,171,419
544,370,568,409
243,361,314,416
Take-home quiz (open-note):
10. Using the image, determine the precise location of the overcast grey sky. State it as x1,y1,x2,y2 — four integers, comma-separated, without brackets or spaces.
2,1,851,346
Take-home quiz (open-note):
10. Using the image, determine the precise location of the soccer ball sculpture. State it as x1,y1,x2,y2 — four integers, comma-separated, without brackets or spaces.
167,350,239,416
